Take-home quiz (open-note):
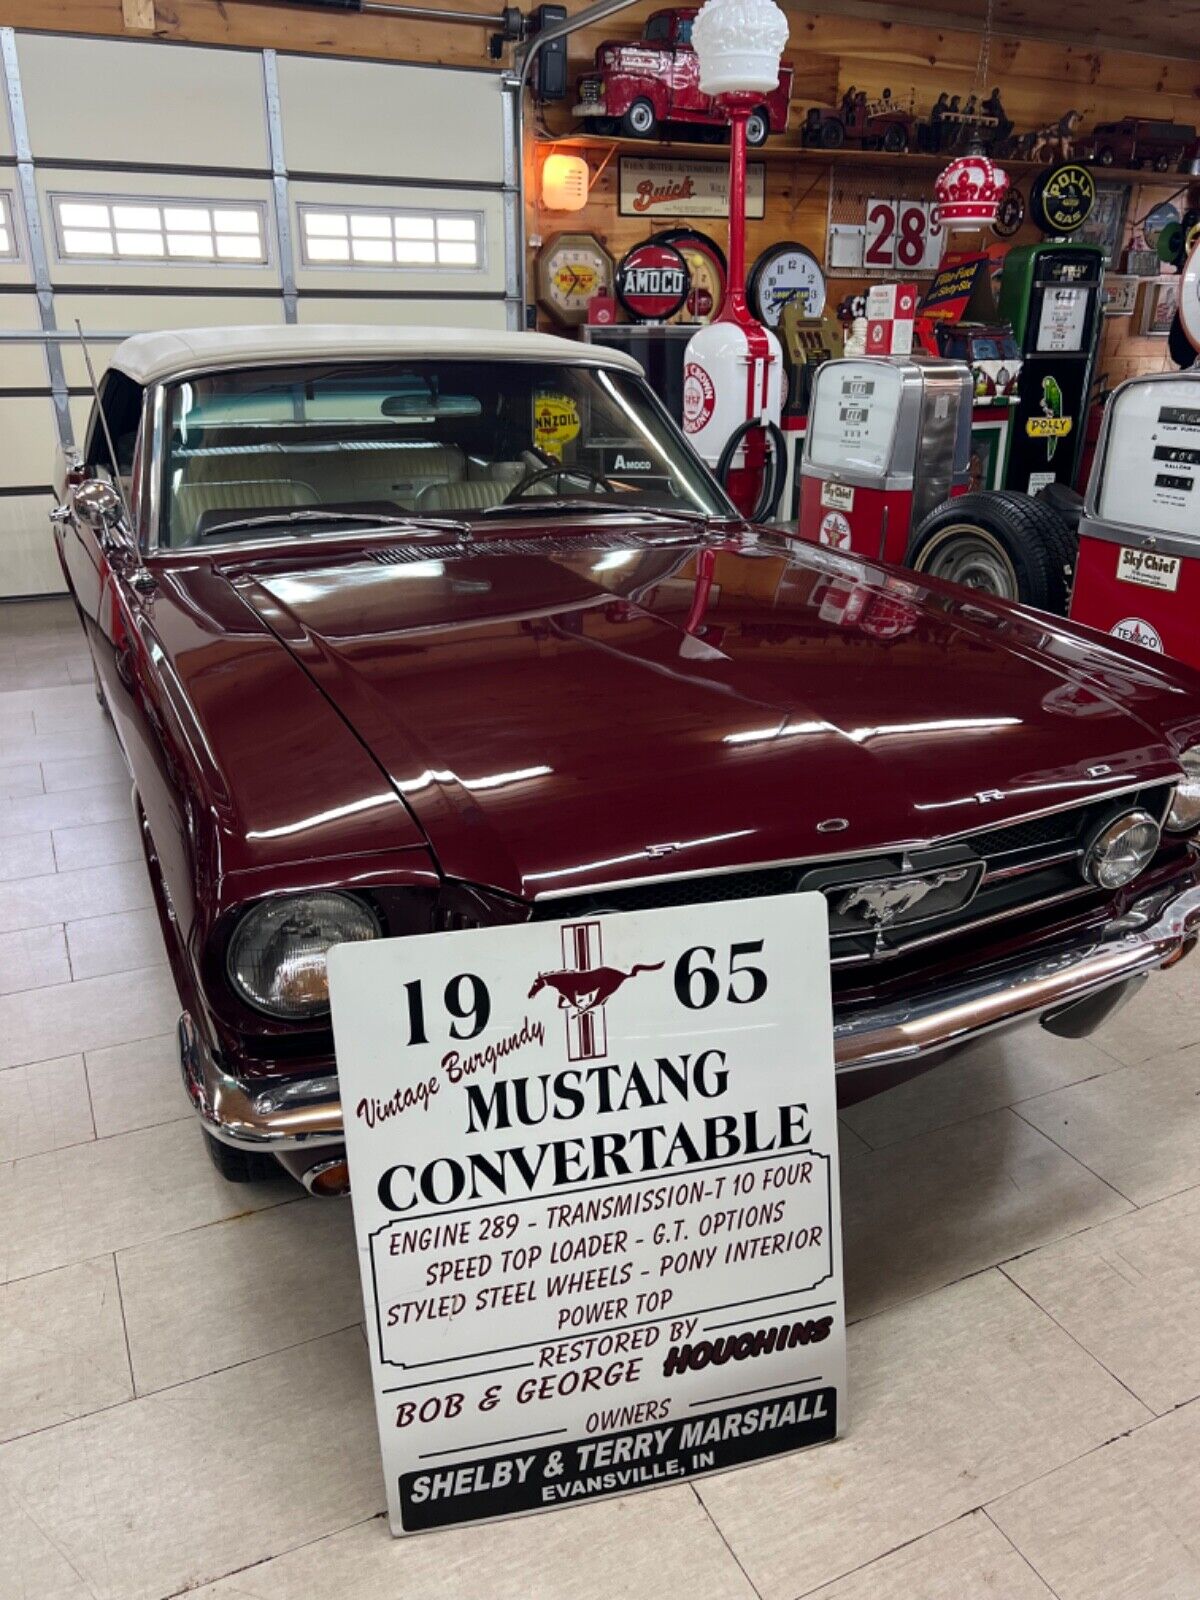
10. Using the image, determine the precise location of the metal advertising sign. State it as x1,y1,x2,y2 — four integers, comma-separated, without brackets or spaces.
1030,163,1096,236
328,895,846,1536
619,156,766,220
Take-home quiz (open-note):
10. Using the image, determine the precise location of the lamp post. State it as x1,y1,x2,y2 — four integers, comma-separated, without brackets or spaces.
683,0,789,519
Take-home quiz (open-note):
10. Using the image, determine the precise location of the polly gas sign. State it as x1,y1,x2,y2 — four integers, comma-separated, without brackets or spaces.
328,896,846,1535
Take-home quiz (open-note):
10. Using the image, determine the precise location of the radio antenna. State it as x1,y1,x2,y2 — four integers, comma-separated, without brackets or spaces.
75,318,134,529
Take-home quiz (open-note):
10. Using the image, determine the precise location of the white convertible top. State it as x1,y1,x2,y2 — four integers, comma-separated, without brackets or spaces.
108,324,644,386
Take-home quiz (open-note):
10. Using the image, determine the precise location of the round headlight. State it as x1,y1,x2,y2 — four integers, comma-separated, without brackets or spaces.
1167,747,1200,832
226,891,380,1019
1083,810,1161,890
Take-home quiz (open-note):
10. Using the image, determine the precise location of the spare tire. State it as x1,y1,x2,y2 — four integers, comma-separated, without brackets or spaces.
907,490,1076,614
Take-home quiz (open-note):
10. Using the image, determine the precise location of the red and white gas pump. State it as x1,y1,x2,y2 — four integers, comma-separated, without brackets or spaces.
681,0,787,521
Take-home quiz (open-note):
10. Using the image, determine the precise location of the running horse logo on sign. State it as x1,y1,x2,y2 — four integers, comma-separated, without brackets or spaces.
528,920,663,1060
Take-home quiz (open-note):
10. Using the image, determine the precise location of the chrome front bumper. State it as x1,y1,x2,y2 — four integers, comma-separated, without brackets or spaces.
180,881,1200,1151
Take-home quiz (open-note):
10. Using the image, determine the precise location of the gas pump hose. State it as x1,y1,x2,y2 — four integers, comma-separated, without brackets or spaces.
715,418,787,523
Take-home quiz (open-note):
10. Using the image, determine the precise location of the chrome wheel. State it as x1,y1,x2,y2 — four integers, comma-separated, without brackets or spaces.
916,524,1021,599
745,111,769,146
626,98,656,136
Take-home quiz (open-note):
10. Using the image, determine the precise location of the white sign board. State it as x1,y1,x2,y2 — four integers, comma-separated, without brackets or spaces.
329,895,845,1536
1098,376,1200,539
618,156,766,219
807,359,905,477
1036,286,1088,352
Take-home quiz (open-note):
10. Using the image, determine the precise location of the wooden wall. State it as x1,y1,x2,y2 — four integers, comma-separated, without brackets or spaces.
6,0,1198,386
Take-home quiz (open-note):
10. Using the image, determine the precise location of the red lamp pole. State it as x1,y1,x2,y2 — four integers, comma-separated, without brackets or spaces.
715,93,759,328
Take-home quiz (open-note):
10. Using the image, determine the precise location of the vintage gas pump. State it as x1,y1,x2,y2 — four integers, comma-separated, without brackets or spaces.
797,355,973,560
1069,370,1200,665
998,241,1105,495
680,0,787,521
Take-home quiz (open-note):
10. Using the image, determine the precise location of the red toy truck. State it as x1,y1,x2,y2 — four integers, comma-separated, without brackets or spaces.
802,90,919,154
572,8,793,147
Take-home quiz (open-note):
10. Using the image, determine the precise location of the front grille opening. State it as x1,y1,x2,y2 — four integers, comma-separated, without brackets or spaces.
530,786,1174,964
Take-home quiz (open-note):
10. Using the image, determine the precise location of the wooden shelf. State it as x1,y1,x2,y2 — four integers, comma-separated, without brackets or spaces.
535,130,1179,188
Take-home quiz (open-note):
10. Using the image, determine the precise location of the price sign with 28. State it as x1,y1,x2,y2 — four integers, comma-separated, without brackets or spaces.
328,894,846,1534
864,197,943,273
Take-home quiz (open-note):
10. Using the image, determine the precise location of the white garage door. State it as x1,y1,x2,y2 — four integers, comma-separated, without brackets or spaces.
0,28,517,596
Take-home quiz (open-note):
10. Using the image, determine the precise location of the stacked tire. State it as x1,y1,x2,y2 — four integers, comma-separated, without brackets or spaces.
905,490,1078,615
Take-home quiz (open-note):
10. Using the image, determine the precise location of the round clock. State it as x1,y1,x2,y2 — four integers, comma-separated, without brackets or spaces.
654,228,727,325
614,239,690,322
992,187,1025,239
536,232,615,327
747,242,826,328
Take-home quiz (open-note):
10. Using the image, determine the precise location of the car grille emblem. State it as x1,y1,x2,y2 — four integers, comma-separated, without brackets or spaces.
836,868,972,928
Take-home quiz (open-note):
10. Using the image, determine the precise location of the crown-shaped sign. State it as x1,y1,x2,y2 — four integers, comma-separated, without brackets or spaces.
934,154,1010,229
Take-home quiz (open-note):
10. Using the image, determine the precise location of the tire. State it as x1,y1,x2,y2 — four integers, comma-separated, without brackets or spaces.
1097,146,1115,166
907,490,1076,614
820,118,845,149
745,109,770,147
1154,152,1171,171
202,1128,286,1185
622,97,658,139
882,122,908,153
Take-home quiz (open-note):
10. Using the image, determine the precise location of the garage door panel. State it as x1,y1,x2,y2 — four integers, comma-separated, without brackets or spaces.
0,294,52,387
278,57,502,184
290,184,503,296
17,35,269,170
297,297,506,330
0,494,62,596
56,296,287,386
0,397,59,489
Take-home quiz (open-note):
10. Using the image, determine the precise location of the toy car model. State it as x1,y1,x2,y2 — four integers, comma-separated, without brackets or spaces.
929,322,1023,398
1085,117,1196,171
572,7,792,146
802,89,918,153
53,324,1200,1195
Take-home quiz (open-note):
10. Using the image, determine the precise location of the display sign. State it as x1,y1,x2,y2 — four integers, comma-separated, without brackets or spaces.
1030,164,1096,235
615,240,690,322
807,360,905,476
918,252,1000,325
863,199,942,273
1036,286,1088,352
533,391,582,460
1116,546,1181,591
1097,377,1200,537
329,897,846,1537
619,157,766,220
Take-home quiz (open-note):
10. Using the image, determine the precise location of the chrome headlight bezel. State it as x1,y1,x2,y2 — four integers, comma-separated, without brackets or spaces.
1082,809,1161,891
225,890,381,1021
1166,746,1200,833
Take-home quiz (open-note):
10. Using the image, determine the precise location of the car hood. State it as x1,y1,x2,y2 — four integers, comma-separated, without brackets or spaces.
221,524,1194,900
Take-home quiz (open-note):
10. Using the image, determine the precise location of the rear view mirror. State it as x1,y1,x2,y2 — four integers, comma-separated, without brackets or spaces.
73,478,123,532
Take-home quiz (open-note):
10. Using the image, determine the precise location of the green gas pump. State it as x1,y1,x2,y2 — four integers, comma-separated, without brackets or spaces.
998,241,1105,495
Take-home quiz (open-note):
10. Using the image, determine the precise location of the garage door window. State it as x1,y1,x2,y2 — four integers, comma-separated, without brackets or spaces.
50,196,269,265
0,193,18,261
298,204,483,270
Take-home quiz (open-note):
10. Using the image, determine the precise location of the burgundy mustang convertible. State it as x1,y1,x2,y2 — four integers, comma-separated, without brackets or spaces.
53,326,1200,1196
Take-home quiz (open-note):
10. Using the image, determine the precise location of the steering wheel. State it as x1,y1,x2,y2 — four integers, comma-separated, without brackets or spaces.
504,464,615,504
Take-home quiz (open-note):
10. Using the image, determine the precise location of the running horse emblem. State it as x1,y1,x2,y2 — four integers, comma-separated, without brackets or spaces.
837,868,970,927
529,962,664,1016
531,919,663,1061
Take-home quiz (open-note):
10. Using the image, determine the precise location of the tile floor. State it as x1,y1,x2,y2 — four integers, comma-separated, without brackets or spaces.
2,593,1199,1600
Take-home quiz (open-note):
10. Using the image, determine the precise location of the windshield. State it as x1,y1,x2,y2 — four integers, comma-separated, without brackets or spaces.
158,358,729,547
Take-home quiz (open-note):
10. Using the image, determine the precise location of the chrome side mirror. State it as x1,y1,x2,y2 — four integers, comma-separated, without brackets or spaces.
72,478,124,532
